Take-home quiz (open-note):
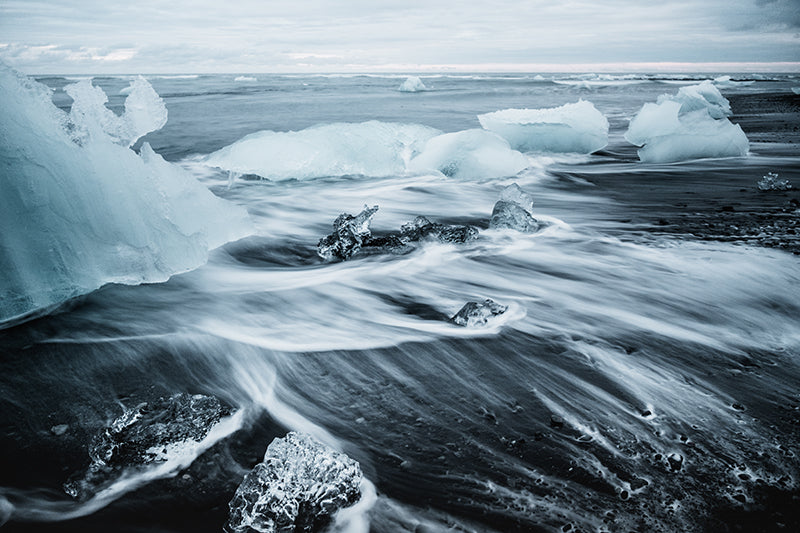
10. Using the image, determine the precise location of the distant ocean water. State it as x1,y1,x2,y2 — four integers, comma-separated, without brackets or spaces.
1,72,799,532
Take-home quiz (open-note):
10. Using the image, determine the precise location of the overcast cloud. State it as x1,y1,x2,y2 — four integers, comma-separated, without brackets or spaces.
1,0,798,73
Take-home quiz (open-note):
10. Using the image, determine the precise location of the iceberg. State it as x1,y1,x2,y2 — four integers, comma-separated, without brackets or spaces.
624,82,749,163
205,121,441,180
408,129,528,179
226,432,363,533
398,76,426,92
0,64,252,326
478,100,608,154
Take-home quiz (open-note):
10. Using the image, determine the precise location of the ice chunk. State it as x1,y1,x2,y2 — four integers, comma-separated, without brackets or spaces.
489,183,539,232
398,216,478,244
234,76,257,82
757,172,792,191
226,432,362,533
408,129,528,179
792,87,800,95
450,299,508,327
205,121,441,180
478,100,608,153
0,64,253,326
66,76,167,147
712,75,754,88
660,80,731,119
398,76,426,92
65,393,232,500
317,205,379,261
317,208,477,261
624,82,749,163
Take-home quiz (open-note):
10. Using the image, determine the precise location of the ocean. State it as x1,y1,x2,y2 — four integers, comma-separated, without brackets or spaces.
1,72,799,532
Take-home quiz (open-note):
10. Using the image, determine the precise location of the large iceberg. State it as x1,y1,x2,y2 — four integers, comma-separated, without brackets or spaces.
0,64,252,325
624,81,749,163
408,129,528,179
478,100,608,153
204,121,441,180
226,432,363,533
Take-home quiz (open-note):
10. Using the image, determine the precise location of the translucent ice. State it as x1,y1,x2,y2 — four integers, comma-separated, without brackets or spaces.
398,76,426,92
624,82,749,163
66,76,167,147
0,64,252,325
757,172,792,191
489,183,539,232
478,100,609,153
317,205,379,261
65,393,233,500
661,80,731,119
205,121,441,180
226,432,363,533
398,216,478,244
450,299,508,327
408,129,528,179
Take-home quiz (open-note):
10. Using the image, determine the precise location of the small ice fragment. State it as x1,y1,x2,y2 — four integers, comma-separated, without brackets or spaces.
489,183,539,232
398,76,426,92
317,205,379,261
757,172,792,191
450,299,508,327
225,432,363,533
399,216,477,244
51,424,69,436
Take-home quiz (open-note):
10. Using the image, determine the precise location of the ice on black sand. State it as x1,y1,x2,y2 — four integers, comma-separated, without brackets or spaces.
226,431,363,533
450,299,508,327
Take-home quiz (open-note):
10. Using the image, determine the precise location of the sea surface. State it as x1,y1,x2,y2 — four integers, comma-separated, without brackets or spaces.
1,73,799,532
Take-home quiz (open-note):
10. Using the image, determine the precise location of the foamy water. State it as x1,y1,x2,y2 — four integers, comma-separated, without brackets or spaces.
1,72,798,532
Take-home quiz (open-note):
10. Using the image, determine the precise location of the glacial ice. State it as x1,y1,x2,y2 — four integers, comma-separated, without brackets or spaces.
66,76,167,147
662,80,731,119
65,393,232,500
624,82,749,163
408,129,528,179
0,64,252,325
317,207,478,261
226,432,363,533
450,299,508,327
489,183,539,232
757,172,792,191
205,121,441,180
478,100,609,154
317,205,380,261
398,76,426,92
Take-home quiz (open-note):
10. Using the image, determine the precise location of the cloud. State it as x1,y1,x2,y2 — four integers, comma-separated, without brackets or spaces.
0,0,798,73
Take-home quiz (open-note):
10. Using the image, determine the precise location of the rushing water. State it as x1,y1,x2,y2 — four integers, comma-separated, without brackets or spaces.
1,73,799,532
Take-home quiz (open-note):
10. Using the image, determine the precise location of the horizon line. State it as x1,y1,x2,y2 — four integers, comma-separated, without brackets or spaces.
20,61,800,76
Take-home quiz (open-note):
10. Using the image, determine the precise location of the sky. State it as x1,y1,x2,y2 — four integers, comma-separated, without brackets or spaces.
1,0,799,74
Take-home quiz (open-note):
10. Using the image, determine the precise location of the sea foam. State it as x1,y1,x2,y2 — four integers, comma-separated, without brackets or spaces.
0,64,252,326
